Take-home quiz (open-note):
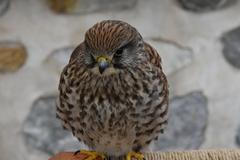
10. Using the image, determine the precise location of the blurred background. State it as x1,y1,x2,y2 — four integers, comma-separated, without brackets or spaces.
0,0,240,159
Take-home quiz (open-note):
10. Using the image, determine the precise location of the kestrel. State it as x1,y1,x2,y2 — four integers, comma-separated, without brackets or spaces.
57,20,169,160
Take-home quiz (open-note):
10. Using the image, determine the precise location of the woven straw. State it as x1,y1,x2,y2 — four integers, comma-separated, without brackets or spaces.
49,149,240,160
144,149,240,160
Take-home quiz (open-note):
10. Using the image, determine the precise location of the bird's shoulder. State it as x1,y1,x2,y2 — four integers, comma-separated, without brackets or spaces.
69,43,85,63
144,42,162,69
143,41,169,104
59,43,86,88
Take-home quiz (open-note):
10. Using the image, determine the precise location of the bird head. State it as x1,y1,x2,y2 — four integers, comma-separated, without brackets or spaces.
83,20,144,76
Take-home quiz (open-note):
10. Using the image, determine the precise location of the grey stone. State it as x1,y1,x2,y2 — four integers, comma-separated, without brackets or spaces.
22,96,88,155
48,0,137,14
0,0,9,16
146,38,194,76
151,91,208,151
176,0,237,12
44,46,75,74
236,125,240,146
221,26,240,69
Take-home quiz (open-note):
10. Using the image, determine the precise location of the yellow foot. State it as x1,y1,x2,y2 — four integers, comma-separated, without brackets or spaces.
75,150,106,160
126,151,145,160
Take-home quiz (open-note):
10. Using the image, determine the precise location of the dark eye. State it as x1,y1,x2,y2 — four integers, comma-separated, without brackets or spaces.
86,53,96,68
115,48,124,57
90,53,95,61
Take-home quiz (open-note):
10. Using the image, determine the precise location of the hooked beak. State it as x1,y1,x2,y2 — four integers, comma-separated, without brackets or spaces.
97,56,110,74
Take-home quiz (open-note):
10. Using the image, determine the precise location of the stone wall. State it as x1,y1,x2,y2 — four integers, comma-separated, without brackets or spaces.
0,0,240,160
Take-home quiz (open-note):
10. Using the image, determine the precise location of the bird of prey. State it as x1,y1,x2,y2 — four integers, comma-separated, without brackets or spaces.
57,20,169,160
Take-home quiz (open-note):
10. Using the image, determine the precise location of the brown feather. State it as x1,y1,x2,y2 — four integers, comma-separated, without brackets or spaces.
57,20,169,157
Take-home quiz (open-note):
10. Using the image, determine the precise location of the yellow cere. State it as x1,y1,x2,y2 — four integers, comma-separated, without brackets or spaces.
97,55,111,63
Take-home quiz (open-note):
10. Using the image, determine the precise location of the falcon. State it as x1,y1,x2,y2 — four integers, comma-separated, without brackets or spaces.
57,20,169,160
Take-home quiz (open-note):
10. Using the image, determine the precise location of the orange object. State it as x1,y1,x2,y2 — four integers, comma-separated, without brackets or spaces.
49,152,103,160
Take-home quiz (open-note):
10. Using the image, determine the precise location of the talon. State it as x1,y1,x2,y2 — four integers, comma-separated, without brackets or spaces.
126,151,145,160
74,150,106,160
74,150,80,155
